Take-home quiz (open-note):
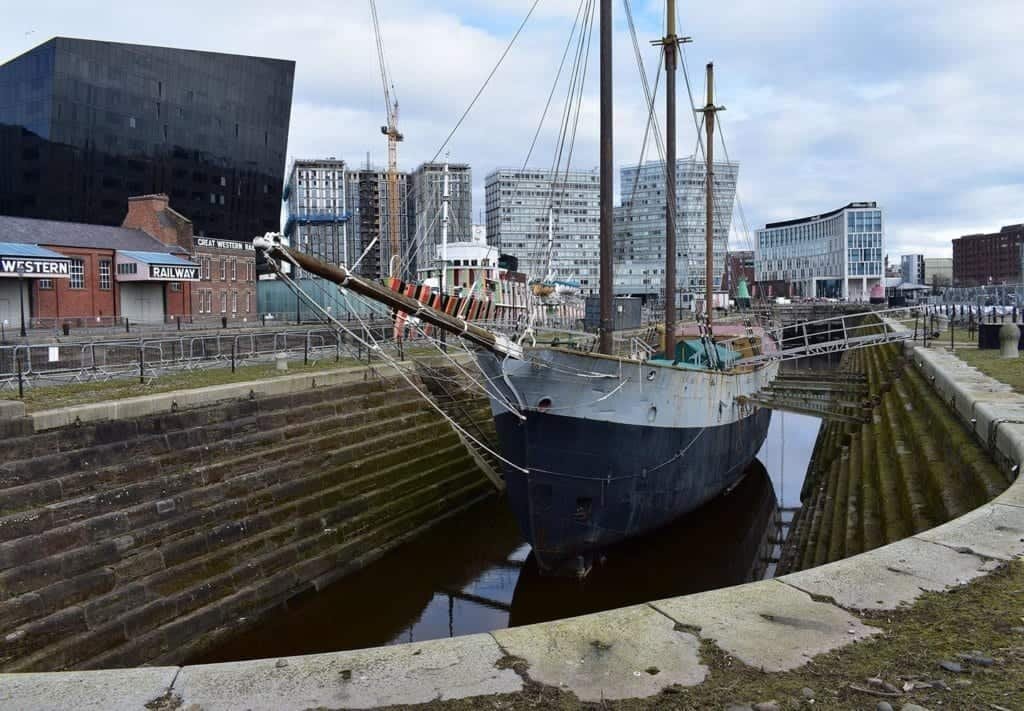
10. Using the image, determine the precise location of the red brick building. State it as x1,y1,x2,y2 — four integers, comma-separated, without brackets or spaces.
952,225,1024,287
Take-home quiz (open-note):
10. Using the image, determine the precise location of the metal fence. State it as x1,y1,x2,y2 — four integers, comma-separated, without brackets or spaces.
0,325,402,393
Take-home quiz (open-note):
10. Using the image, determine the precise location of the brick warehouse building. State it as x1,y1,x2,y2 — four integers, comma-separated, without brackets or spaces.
952,224,1024,287
0,194,254,328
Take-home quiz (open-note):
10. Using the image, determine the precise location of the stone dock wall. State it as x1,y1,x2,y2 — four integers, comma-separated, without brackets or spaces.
0,363,496,672
778,340,1010,573
0,338,1022,709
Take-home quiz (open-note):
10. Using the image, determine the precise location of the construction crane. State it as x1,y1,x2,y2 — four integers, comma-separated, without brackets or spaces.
369,0,404,280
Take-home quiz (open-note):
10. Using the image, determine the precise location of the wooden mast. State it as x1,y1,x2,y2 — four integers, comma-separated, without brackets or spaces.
699,62,720,326
662,0,682,360
598,0,614,355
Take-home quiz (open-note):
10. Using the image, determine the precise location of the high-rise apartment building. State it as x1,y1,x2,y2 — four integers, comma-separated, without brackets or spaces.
409,163,472,277
613,158,738,300
346,166,410,281
0,37,294,241
484,168,600,294
283,159,350,276
755,202,884,300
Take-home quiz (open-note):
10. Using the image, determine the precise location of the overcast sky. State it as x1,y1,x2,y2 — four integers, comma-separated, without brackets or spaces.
3,1,1021,258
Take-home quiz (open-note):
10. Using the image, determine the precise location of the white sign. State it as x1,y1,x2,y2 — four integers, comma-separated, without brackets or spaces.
48,346,59,362
195,237,254,252
0,258,71,277
149,264,200,281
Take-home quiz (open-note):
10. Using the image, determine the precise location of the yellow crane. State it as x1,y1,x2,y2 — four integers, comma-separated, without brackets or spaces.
369,0,404,280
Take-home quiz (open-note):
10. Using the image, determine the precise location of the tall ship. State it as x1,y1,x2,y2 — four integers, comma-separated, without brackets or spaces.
255,0,778,574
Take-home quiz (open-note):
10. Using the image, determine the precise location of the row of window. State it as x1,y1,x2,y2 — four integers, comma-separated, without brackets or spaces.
197,256,254,282
195,289,252,314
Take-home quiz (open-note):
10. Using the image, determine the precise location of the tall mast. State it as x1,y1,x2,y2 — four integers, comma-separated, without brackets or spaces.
598,0,614,355
661,0,690,360
698,62,721,326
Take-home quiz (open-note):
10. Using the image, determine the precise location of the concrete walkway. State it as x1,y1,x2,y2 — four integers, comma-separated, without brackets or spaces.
1,340,1022,709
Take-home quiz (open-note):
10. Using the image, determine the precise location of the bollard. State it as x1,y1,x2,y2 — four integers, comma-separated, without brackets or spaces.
999,323,1020,359
231,341,237,373
304,338,309,366
177,316,182,331
125,319,130,334
139,346,145,383
16,354,23,399
275,352,288,371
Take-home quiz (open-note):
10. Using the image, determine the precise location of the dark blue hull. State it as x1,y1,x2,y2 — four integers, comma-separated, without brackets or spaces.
494,408,773,573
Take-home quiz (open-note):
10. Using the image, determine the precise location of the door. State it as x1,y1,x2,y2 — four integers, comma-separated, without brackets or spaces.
0,280,27,332
119,283,165,323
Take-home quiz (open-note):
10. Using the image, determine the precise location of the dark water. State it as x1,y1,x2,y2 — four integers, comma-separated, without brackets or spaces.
193,403,823,664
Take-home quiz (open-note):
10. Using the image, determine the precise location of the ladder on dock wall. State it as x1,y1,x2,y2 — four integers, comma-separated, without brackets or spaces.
739,373,872,424
724,308,913,368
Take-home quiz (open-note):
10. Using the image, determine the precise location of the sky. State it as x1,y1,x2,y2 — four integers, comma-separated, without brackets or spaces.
2,0,1022,259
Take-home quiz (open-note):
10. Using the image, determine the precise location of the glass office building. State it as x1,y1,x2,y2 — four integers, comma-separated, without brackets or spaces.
0,37,294,241
485,168,599,294
613,158,738,300
755,202,884,300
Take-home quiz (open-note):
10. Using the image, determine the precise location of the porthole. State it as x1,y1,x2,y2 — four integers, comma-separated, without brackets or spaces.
647,370,656,381
537,397,553,412
647,406,657,423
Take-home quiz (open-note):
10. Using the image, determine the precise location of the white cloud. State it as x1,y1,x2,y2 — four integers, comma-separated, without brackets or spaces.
1,0,1021,261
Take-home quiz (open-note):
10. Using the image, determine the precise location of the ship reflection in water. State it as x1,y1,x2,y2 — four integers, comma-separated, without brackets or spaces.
192,460,781,664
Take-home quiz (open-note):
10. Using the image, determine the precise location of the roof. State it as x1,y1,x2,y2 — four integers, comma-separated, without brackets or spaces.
0,215,188,255
119,251,195,266
764,202,879,230
0,242,70,260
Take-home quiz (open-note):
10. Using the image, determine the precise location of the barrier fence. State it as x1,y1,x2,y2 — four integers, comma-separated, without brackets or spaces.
0,325,402,394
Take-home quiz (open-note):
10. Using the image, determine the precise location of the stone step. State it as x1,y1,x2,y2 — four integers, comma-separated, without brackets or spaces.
0,414,455,595
0,393,429,529
3,459,485,671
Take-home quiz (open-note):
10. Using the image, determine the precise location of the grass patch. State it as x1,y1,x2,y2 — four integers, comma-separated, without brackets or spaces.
395,560,1024,710
956,348,1024,394
15,358,369,412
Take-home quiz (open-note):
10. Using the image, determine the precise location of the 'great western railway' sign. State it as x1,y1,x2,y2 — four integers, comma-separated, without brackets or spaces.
149,264,200,281
0,258,71,278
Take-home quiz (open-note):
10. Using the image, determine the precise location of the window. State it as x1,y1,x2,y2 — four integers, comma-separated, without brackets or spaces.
231,258,237,281
201,256,210,280
231,291,238,313
219,258,226,280
246,291,251,313
99,260,111,290
116,262,138,275
38,279,53,290
70,259,85,289
220,291,227,313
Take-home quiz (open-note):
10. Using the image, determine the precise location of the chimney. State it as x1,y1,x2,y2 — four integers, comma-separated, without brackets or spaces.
122,194,193,250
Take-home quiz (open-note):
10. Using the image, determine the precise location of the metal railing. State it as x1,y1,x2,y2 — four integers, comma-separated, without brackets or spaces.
0,325,403,393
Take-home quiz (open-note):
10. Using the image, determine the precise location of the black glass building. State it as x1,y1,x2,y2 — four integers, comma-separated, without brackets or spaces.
0,37,294,241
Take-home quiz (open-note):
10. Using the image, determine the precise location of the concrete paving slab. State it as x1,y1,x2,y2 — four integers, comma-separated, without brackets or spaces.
491,603,706,702
995,475,1024,508
651,580,880,672
780,538,994,611
915,502,1024,560
174,632,521,710
0,666,179,711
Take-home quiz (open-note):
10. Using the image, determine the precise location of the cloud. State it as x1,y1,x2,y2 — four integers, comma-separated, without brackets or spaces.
1,0,1020,262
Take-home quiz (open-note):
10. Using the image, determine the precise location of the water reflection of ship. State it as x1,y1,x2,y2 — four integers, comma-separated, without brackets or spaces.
508,459,779,628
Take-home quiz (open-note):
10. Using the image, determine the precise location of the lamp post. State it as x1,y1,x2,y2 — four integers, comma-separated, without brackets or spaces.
17,269,27,337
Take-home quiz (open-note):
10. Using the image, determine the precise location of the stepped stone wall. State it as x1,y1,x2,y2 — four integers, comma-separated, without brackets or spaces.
0,369,494,672
779,340,1010,573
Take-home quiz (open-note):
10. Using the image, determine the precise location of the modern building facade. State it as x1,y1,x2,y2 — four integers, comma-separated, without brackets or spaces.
0,37,294,241
410,162,472,277
755,202,884,301
901,254,925,285
952,225,1024,287
345,166,410,281
613,158,738,301
485,168,600,295
923,256,953,287
283,158,351,278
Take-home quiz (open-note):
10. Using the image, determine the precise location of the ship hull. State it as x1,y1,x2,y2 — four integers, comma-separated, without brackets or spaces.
476,348,777,573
